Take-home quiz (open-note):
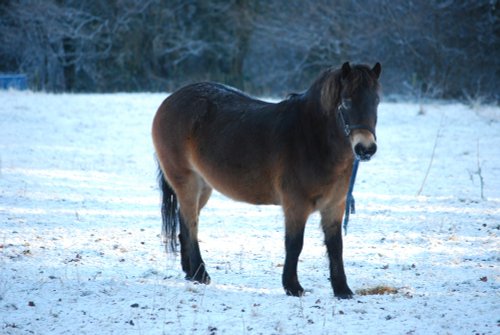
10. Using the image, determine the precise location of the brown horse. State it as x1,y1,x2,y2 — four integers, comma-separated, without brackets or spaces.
152,62,381,299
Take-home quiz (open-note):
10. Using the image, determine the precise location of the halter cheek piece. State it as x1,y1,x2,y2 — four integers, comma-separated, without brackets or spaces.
337,102,377,140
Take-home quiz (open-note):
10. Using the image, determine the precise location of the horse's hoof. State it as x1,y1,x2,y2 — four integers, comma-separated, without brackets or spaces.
188,272,211,285
186,276,211,285
334,289,353,299
199,275,211,285
185,276,211,284
185,263,211,284
284,285,305,297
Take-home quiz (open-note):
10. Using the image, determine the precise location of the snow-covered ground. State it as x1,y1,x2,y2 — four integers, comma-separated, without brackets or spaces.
0,91,499,335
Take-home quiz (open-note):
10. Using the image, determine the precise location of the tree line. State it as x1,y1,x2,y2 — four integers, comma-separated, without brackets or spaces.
1,0,498,101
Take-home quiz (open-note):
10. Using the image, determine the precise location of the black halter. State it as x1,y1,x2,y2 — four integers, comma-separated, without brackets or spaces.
337,102,377,140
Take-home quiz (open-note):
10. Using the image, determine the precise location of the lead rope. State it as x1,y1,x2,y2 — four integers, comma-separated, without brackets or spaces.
343,157,360,235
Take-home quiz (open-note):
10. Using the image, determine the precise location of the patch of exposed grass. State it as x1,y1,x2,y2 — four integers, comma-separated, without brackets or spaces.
356,285,398,296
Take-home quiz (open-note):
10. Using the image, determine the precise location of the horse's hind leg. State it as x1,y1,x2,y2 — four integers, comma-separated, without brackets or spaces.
197,184,212,214
178,215,191,274
176,175,212,284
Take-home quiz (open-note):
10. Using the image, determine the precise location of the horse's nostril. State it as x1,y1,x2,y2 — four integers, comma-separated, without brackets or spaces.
355,143,377,161
367,143,377,156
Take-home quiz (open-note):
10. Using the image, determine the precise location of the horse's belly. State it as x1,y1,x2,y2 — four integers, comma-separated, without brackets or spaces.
218,184,279,205
192,157,280,206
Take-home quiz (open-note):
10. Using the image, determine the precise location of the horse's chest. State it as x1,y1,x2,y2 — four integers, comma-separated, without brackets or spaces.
305,165,352,210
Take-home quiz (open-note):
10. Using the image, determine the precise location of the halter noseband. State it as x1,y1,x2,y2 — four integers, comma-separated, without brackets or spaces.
337,102,377,140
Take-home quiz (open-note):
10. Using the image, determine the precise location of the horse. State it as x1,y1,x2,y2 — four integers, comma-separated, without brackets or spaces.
152,62,381,299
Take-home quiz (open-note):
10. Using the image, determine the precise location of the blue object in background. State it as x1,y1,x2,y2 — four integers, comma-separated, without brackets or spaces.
0,74,28,90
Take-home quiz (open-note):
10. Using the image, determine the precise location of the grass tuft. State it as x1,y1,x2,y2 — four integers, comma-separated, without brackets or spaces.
355,285,398,296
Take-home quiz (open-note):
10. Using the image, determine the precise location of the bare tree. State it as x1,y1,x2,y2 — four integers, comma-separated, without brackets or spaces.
0,0,113,91
0,0,497,100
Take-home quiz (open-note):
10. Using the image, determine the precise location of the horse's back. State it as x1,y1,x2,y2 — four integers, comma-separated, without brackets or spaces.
153,82,274,147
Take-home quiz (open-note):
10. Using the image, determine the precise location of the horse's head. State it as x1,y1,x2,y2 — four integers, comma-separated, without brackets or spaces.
321,62,382,161
338,62,381,161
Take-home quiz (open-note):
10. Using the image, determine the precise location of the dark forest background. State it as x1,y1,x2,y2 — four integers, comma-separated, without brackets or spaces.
1,0,498,101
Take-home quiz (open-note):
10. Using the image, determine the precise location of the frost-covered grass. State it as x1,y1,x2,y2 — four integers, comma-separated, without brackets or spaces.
0,91,499,334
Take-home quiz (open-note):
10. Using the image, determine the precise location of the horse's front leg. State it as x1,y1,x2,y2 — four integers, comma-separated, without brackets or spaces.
321,206,353,299
282,206,309,296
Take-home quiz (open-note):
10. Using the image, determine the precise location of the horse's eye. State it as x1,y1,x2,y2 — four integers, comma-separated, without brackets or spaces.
342,99,352,109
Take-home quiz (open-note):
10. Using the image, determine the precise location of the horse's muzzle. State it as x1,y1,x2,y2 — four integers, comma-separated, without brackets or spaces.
354,142,377,161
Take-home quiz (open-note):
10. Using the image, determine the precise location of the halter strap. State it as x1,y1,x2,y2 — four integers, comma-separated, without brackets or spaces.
343,157,359,235
337,104,377,140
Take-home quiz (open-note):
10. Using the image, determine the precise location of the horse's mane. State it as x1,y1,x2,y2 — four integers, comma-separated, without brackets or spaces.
307,64,379,113
345,65,380,93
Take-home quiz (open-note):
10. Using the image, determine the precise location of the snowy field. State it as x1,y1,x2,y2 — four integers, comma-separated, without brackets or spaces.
0,91,499,335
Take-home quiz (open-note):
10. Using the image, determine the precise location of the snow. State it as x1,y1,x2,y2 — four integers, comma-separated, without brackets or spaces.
0,91,499,335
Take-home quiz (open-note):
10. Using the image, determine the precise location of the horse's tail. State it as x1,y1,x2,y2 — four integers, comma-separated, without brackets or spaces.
157,165,179,252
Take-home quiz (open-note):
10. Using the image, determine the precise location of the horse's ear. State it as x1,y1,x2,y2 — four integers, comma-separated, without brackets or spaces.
341,62,351,79
372,62,382,79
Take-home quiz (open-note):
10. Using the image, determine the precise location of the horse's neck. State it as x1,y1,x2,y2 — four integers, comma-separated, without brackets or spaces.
298,99,352,162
